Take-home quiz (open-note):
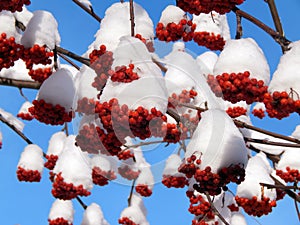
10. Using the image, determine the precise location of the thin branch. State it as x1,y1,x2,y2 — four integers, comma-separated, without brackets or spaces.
127,179,137,206
248,144,281,164
72,0,102,23
56,46,90,66
245,137,300,148
260,183,300,190
177,102,206,113
0,77,40,89
129,0,135,37
205,192,230,225
234,119,300,144
57,52,80,70
167,108,181,123
18,88,29,101
123,140,165,150
76,196,88,209
232,7,291,50
235,13,243,39
151,57,167,73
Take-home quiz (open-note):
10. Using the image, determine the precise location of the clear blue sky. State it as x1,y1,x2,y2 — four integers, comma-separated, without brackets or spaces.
0,0,299,225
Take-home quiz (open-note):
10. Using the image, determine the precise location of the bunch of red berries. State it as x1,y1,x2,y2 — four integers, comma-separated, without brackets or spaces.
161,123,185,143
17,112,34,121
76,97,99,115
252,108,265,119
193,32,226,50
0,33,24,71
156,19,196,42
92,166,116,186
118,217,138,225
207,71,268,104
117,149,134,160
135,34,154,52
44,154,59,170
0,0,31,12
51,172,91,200
29,99,73,125
135,184,152,197
276,167,300,183
16,166,41,182
168,89,198,108
111,64,140,83
235,195,276,217
226,106,247,118
178,154,201,178
118,165,140,180
28,67,53,83
177,0,244,15
48,218,72,225
188,193,215,219
162,175,188,188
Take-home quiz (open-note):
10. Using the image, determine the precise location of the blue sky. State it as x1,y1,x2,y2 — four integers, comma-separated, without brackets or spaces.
0,0,300,225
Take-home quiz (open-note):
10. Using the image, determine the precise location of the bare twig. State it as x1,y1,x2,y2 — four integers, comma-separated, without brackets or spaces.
18,88,29,101
235,13,243,39
245,137,300,148
0,77,40,89
72,0,102,23
128,179,137,206
56,46,90,66
123,140,165,150
205,192,230,225
57,52,80,70
260,183,300,190
76,196,88,209
151,57,167,73
129,0,135,36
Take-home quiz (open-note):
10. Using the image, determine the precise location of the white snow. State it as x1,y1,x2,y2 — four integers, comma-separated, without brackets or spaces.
213,38,270,84
48,199,74,223
292,125,300,139
100,37,168,113
237,152,276,200
47,131,67,156
81,203,109,225
230,212,247,225
17,144,44,172
196,51,218,76
86,2,153,53
0,108,24,132
53,135,93,190
119,204,149,225
13,6,33,27
21,10,60,49
186,109,248,173
0,11,22,42
91,154,117,174
0,59,32,81
277,148,300,171
159,5,187,25
18,101,33,115
135,162,154,191
37,68,75,111
78,0,92,9
268,40,300,97
163,154,185,177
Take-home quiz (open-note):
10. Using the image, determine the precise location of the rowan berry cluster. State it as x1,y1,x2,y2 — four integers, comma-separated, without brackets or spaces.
0,33,24,70
76,97,98,115
177,0,244,15
118,165,140,180
156,19,196,42
207,71,268,104
44,154,59,170
117,149,134,160
51,172,91,200
276,167,300,183
16,166,41,182
178,154,201,178
118,217,138,225
135,184,152,197
29,99,73,125
111,64,140,83
17,112,34,121
252,108,265,119
162,175,188,188
235,195,276,217
135,34,154,52
168,89,198,108
193,32,226,50
226,106,247,118
28,67,53,83
48,218,72,225
92,166,116,186
0,0,31,13
188,193,214,219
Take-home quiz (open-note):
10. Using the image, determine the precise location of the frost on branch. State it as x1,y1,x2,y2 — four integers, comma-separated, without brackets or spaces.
52,135,93,200
21,10,60,49
81,203,109,225
236,153,277,217
181,109,248,195
208,38,270,104
192,11,230,50
29,68,75,125
86,2,153,53
17,144,44,182
48,199,74,225
0,108,24,132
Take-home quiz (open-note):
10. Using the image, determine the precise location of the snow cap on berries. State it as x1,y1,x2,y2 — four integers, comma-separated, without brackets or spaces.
87,2,153,52
0,59,31,81
53,135,93,190
91,154,117,174
48,199,74,224
196,51,218,76
18,144,44,171
37,68,75,111
268,40,300,97
277,148,300,172
159,5,188,25
237,152,276,200
0,11,21,41
231,212,247,225
17,101,34,120
75,65,98,100
100,36,168,112
186,109,248,173
13,6,33,27
213,38,270,84
21,10,60,49
81,203,110,225
47,131,67,156
0,108,24,132
163,154,185,177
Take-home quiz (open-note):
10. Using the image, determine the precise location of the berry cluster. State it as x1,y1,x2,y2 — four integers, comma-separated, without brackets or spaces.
235,195,276,217
177,0,244,15
118,217,138,225
16,166,41,182
89,45,114,91
135,34,155,52
207,71,268,104
92,166,116,186
168,89,198,108
117,149,134,160
178,154,201,178
193,165,245,195
227,203,239,212
111,64,140,83
135,184,152,197
51,173,91,200
156,19,196,42
226,106,247,118
17,112,34,121
161,123,187,143
28,67,53,83
0,0,31,12
118,165,140,180
0,33,24,71
48,218,72,225
193,32,226,51
76,97,99,115
188,194,214,219
162,175,188,188
192,219,217,225
252,108,265,119
276,167,300,183
263,91,300,119
44,154,59,170
29,99,73,125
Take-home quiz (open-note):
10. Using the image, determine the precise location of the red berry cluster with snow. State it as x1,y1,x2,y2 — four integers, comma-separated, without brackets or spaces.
0,0,31,13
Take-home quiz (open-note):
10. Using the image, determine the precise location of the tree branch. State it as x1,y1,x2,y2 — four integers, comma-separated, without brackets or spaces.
55,46,90,66
72,0,102,23
205,192,230,225
0,77,40,89
57,52,80,70
235,13,243,39
129,0,135,37
260,183,300,190
245,137,300,148
127,178,137,206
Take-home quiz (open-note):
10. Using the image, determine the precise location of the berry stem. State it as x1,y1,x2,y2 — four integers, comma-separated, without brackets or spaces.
72,0,102,23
